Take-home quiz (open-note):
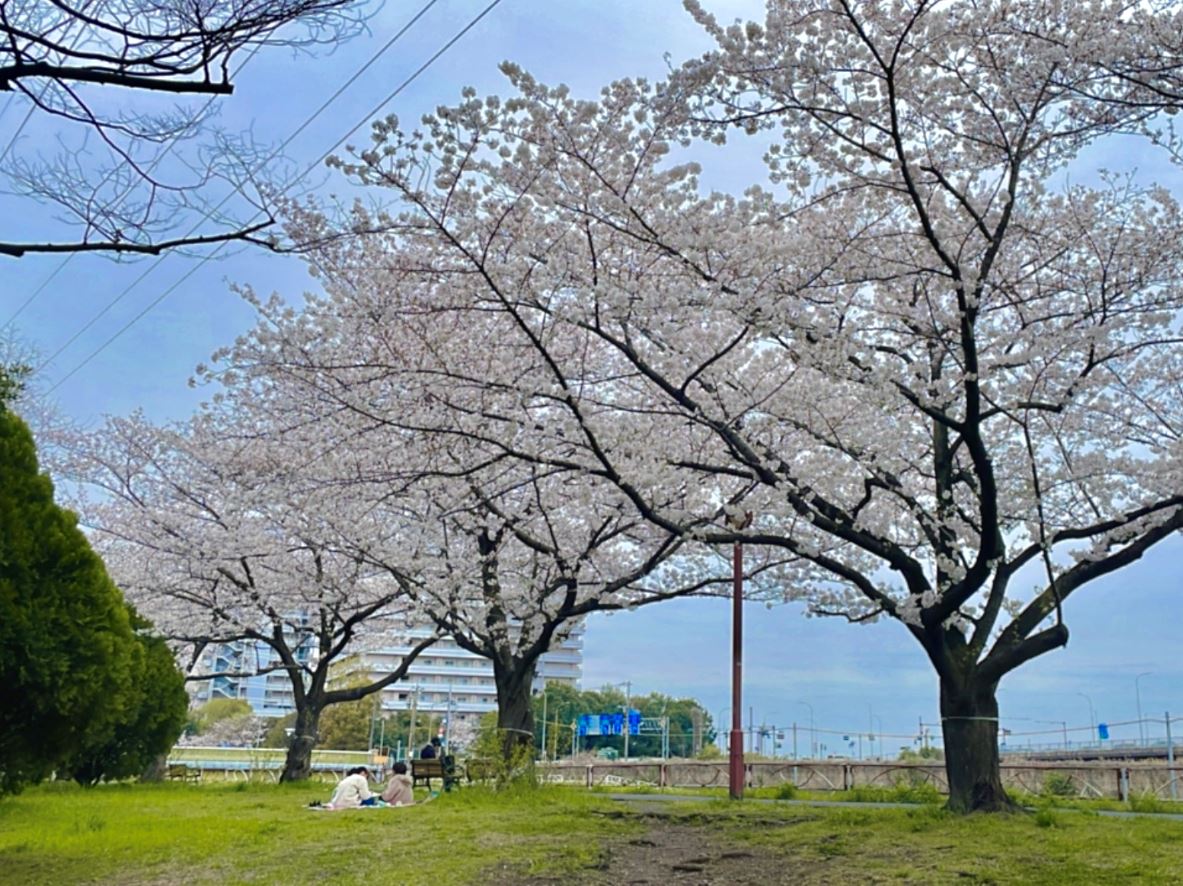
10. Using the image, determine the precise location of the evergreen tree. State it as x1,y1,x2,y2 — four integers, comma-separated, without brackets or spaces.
0,403,135,794
65,609,188,786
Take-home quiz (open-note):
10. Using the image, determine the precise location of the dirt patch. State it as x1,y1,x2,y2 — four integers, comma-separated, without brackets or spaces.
484,813,801,885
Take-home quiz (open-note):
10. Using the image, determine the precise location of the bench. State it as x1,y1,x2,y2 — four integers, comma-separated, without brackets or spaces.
167,764,202,783
411,758,444,788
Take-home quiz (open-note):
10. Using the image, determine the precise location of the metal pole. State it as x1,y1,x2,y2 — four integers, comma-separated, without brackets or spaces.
1078,692,1096,746
407,686,419,758
798,701,815,758
541,688,548,762
793,722,798,760
623,682,631,760
1167,711,1177,801
729,538,745,799
1061,721,1068,750
1136,672,1152,746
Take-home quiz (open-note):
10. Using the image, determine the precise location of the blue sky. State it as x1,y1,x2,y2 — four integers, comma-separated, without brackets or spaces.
3,0,1180,753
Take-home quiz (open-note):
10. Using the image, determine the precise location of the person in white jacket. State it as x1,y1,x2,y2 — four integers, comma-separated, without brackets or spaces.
323,767,374,809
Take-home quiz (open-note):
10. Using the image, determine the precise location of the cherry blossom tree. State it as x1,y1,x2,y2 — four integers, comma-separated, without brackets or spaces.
204,269,787,761
299,0,1183,811
63,410,436,781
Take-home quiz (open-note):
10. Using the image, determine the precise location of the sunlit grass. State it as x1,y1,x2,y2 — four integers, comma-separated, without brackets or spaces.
2,780,1182,884
0,780,634,885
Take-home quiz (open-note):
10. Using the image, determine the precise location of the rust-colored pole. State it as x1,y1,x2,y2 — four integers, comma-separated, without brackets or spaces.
729,539,745,800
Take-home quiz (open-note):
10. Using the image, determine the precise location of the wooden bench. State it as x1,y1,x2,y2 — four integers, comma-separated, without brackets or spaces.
167,764,202,783
411,758,444,788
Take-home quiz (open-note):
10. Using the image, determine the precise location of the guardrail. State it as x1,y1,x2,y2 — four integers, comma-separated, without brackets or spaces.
536,759,1183,802
166,747,379,781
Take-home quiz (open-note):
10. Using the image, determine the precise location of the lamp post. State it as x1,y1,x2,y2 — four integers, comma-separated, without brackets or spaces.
1136,672,1152,746
726,510,752,800
1078,692,1096,746
797,701,815,758
614,681,632,760
542,689,548,761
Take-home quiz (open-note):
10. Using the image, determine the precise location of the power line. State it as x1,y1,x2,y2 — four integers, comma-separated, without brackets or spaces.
34,0,447,377
45,0,504,395
1,44,266,333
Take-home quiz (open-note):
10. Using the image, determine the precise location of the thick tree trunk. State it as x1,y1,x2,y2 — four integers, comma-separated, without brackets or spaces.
280,703,322,783
492,659,537,764
940,677,1018,813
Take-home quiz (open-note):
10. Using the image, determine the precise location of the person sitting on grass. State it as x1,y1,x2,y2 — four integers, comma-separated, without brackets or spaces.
380,762,415,806
316,767,375,810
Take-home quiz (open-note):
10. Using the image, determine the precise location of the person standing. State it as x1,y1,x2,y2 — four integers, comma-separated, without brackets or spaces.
419,737,441,759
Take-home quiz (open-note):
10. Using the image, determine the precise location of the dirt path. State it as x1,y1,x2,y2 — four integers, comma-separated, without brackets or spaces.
485,808,801,885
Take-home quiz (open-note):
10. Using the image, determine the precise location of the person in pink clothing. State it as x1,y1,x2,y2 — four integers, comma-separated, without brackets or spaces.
380,762,415,806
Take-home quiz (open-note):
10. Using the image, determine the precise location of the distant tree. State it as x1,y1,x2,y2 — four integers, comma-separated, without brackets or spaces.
898,746,944,763
65,608,188,786
262,713,298,749
316,660,379,751
534,685,714,759
0,362,31,408
0,0,371,258
0,405,135,795
191,699,253,735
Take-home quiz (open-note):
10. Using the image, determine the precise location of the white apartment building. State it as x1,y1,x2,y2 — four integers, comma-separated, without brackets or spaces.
359,623,585,730
191,622,585,731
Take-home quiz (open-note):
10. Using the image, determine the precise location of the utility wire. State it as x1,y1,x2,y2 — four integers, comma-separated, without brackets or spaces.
2,44,265,332
38,0,460,382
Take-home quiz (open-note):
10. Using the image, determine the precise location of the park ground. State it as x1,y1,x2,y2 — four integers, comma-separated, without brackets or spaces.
1,781,1182,884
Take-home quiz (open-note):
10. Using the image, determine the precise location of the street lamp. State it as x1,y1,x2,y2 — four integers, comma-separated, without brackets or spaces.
533,684,550,761
1136,672,1153,746
797,701,815,758
1077,692,1096,746
614,681,632,760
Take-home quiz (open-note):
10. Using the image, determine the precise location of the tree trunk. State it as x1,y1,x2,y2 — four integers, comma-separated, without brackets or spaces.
139,753,168,783
280,703,322,783
940,676,1018,813
492,659,536,764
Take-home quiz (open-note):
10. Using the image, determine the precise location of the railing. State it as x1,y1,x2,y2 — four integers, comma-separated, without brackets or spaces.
167,746,377,781
536,759,1183,802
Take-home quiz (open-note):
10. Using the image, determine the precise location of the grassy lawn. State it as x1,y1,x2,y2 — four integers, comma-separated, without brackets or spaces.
1,781,1181,884
671,801,1183,884
0,780,634,885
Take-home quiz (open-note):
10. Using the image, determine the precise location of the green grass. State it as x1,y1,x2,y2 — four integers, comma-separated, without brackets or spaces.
2,781,1182,884
0,781,635,885
656,801,1183,884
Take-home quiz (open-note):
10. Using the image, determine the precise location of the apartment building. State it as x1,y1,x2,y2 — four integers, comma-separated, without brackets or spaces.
191,622,585,731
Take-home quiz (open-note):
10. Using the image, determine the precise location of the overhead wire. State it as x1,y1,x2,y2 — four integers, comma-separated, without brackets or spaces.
40,0,480,386
1,42,266,332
